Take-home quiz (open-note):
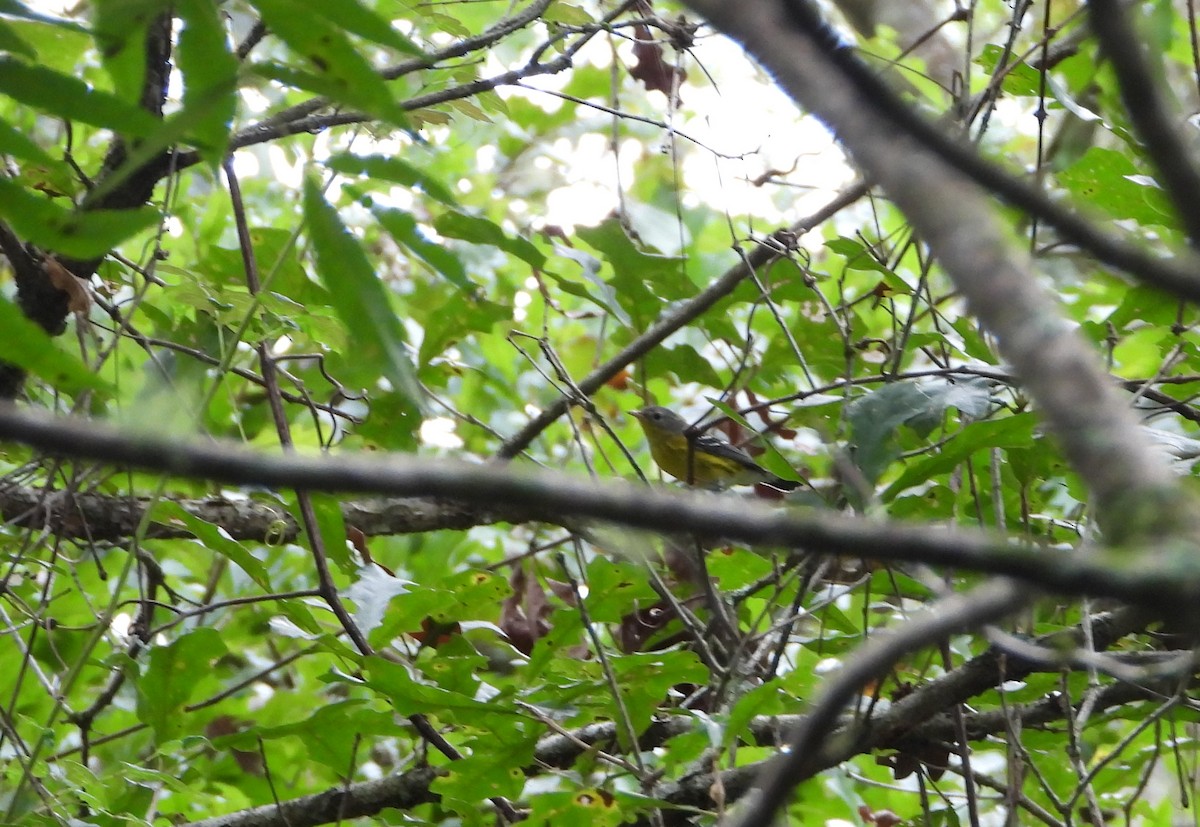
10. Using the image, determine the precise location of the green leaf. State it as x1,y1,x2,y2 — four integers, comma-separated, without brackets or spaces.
580,559,659,622
350,389,422,450
525,789,628,827
0,17,35,58
543,3,594,24
824,237,893,273
0,294,113,394
882,415,1036,501
346,569,427,643
1106,284,1180,329
114,762,191,794
0,56,162,136
0,178,159,257
0,117,54,163
279,0,423,55
608,651,705,744
374,206,476,293
433,744,531,807
148,501,273,588
214,700,406,773
327,153,458,206
725,682,795,746
578,218,689,318
642,343,724,388
416,291,509,366
289,491,352,571
923,376,994,420
1112,326,1171,375
175,0,238,160
362,655,512,716
847,381,946,485
976,43,1041,95
434,210,546,268
543,250,630,326
705,546,774,590
301,176,424,420
248,0,409,126
1058,147,1176,225
136,628,227,740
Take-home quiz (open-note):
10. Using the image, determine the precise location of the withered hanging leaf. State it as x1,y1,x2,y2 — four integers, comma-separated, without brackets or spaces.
629,23,686,104
878,742,951,782
501,564,554,655
44,257,91,315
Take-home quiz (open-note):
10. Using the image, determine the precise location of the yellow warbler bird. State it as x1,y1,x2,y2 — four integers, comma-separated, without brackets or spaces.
630,405,798,490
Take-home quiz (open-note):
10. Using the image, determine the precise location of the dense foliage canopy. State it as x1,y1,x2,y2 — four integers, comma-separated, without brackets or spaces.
4,1,1200,825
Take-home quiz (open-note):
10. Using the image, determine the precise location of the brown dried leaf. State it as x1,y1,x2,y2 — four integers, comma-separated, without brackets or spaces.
500,564,554,654
629,23,686,104
858,804,904,826
44,258,91,315
873,810,903,827
205,715,264,776
617,600,691,652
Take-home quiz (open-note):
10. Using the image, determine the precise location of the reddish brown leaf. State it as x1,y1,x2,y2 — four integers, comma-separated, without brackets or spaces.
205,715,264,776
629,23,686,104
859,804,904,826
409,616,461,647
500,564,554,654
605,369,630,390
617,600,694,652
540,225,571,244
873,812,903,827
545,577,576,605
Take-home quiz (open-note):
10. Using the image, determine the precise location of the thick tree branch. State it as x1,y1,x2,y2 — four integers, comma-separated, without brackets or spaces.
3,404,1200,608
0,482,533,542
6,369,1199,544
185,767,441,827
